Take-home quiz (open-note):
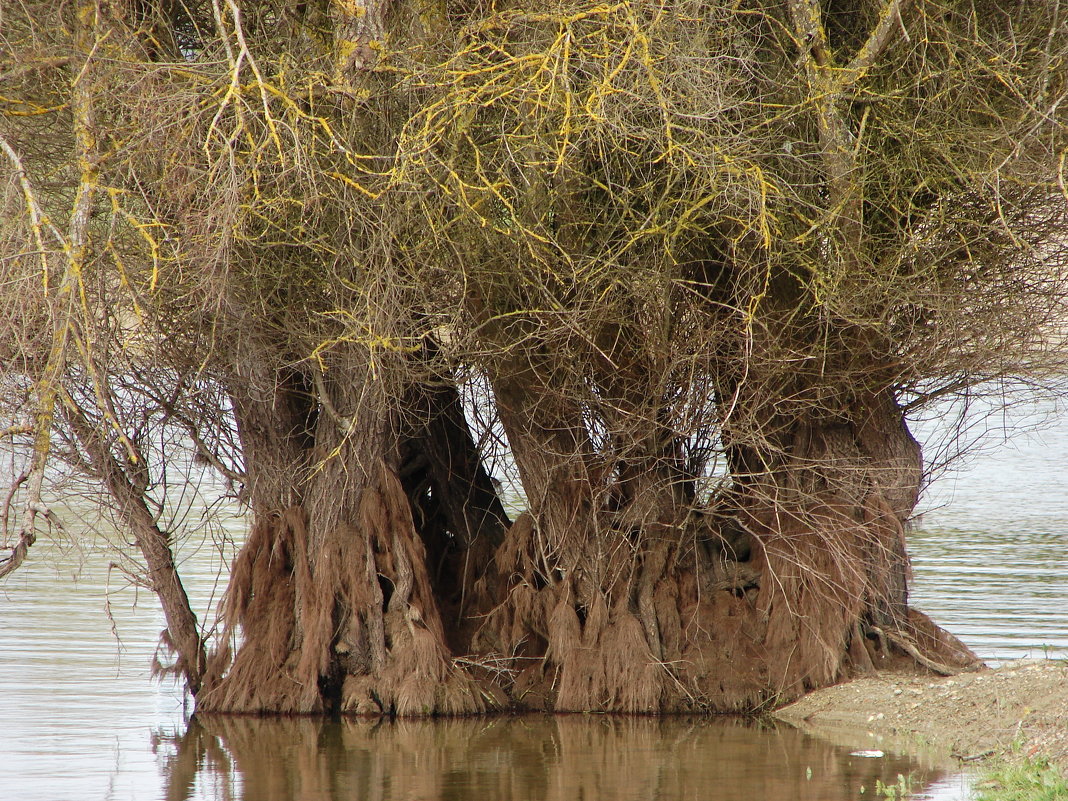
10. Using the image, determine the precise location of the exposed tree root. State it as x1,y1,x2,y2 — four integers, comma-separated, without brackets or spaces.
868,626,959,676
199,459,495,716
468,495,982,714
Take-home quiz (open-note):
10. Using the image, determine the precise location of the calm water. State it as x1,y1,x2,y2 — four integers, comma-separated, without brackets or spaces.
2,401,1067,801
910,398,1068,663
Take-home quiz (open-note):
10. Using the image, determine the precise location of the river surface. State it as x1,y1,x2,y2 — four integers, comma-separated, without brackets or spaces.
2,400,1066,801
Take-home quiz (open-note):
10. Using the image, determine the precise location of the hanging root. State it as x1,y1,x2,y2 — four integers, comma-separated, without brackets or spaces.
199,507,319,713
471,496,982,714
199,462,497,716
337,461,492,716
198,475,981,716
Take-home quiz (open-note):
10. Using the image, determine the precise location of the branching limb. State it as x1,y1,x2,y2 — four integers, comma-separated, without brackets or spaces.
0,135,67,270
785,0,833,69
0,472,30,578
0,135,79,578
0,523,36,579
846,0,912,81
1,471,29,542
784,0,914,264
310,363,354,433
0,4,115,578
186,424,247,485
63,397,207,694
159,409,247,487
0,57,72,84
1,424,34,439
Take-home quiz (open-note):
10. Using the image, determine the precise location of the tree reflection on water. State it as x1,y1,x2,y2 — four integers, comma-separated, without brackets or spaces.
156,714,955,801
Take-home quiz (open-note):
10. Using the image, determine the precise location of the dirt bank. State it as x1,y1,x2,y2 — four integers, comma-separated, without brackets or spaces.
773,660,1068,770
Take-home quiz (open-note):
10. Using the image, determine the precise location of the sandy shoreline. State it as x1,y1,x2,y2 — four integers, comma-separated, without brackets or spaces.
772,660,1068,772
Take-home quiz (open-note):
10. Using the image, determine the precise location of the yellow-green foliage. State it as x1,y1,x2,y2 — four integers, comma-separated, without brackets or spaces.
3,0,1067,406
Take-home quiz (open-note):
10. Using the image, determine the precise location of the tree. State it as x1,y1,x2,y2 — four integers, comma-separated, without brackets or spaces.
2,0,1066,714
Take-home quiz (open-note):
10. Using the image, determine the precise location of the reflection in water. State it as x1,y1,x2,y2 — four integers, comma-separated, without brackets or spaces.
156,715,952,801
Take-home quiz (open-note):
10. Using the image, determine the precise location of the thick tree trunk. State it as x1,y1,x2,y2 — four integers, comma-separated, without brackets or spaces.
197,333,979,715
199,334,980,716
471,377,981,713
674,389,981,707
199,348,505,715
474,358,659,711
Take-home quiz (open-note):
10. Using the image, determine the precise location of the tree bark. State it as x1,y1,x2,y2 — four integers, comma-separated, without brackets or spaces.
200,350,503,715
398,363,510,650
64,402,208,695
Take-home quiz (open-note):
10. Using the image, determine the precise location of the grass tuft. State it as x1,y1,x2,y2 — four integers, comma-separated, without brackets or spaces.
974,756,1068,801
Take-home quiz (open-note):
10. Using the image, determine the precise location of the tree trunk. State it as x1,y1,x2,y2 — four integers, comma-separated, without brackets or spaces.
199,347,505,715
397,363,510,652
471,354,662,712
64,402,208,696
471,372,981,713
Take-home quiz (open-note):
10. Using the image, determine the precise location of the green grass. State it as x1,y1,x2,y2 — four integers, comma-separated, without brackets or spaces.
973,756,1068,801
875,773,913,799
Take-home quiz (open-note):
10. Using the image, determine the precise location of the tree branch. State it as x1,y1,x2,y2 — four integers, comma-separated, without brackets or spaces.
0,57,72,84
63,400,207,694
310,364,354,433
846,0,912,82
1,424,34,439
0,134,80,579
786,0,833,69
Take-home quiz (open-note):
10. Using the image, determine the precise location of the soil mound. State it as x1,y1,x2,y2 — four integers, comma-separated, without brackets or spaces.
773,660,1068,770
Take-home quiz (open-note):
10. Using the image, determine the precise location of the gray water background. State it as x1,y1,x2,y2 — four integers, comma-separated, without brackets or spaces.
2,398,1066,800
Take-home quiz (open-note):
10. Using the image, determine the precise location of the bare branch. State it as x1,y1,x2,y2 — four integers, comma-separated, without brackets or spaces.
0,526,35,579
310,363,354,433
846,0,912,82
0,57,72,84
0,470,28,542
0,424,34,439
785,0,833,69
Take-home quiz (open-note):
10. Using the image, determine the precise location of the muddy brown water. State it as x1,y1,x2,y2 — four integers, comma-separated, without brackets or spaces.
2,400,1066,800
